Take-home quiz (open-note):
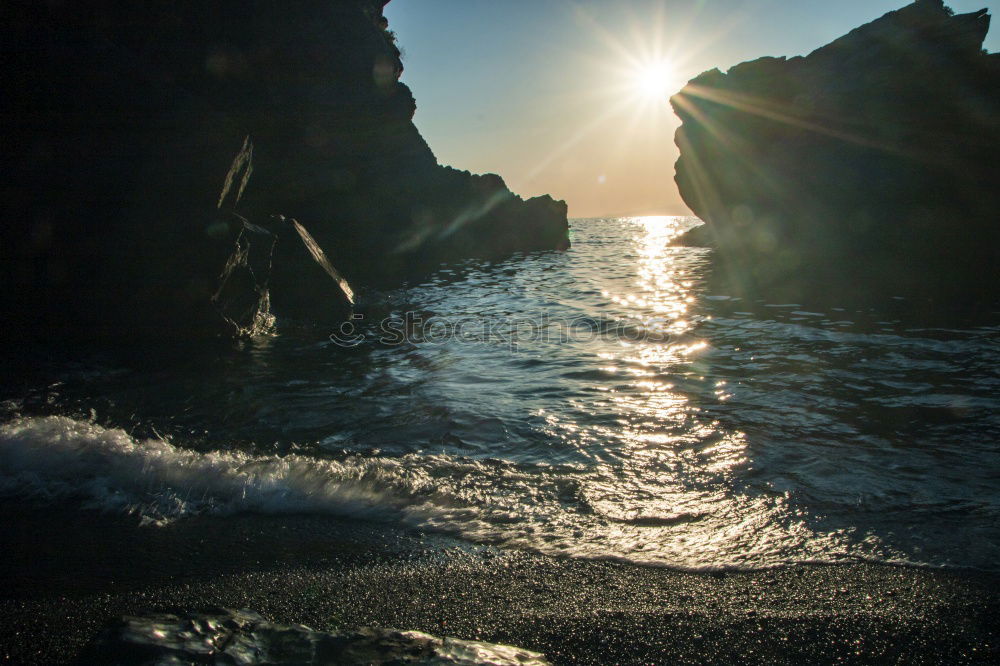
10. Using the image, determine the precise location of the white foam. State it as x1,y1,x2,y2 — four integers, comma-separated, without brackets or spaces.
1,416,989,572
0,415,446,526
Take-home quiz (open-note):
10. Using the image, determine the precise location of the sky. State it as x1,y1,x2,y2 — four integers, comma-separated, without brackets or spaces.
384,0,999,218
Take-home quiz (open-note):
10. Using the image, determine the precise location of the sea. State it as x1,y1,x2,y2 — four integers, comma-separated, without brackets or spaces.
2,216,999,572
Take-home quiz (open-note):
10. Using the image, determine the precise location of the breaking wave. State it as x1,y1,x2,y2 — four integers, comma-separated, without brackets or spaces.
0,415,460,527
4,414,997,572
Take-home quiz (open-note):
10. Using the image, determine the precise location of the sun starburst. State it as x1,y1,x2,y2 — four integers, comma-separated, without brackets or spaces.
632,60,680,103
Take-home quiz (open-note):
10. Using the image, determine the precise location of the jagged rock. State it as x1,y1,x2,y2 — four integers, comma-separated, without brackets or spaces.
76,609,552,665
268,215,357,325
211,139,355,335
671,0,1000,305
0,0,568,338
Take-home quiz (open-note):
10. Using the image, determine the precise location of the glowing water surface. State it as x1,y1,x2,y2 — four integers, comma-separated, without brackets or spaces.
2,217,999,570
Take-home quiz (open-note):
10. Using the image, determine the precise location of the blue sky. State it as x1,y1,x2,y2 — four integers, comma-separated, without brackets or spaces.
385,0,999,217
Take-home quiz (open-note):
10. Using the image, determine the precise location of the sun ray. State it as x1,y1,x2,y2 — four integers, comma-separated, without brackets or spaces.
522,95,639,184
523,0,795,200
677,84,922,160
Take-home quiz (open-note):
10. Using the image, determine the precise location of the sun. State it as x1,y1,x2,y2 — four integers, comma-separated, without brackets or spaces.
633,60,678,102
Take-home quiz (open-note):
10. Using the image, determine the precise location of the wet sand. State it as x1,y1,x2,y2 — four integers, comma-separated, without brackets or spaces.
1,503,998,664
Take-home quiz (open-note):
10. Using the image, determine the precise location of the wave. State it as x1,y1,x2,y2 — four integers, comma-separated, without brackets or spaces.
0,415,466,526
2,415,995,573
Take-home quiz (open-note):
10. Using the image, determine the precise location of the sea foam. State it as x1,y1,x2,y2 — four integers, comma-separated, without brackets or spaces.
0,415,450,526
2,414,993,572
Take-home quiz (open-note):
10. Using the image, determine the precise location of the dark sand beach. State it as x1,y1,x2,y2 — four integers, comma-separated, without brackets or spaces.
2,503,997,665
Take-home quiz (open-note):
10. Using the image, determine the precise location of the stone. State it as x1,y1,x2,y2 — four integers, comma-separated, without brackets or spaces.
0,1,569,339
76,608,552,665
670,0,1000,305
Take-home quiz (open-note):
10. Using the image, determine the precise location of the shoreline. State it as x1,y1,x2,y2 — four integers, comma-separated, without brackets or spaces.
1,503,998,664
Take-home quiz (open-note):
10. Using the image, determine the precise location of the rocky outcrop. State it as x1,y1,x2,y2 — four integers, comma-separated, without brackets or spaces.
671,0,999,304
76,609,551,665
0,0,568,338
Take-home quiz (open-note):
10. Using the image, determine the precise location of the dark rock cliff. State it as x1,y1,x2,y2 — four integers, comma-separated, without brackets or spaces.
671,0,999,305
1,0,569,338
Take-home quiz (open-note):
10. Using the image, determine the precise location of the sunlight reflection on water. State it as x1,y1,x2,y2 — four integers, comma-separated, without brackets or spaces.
5,217,1000,571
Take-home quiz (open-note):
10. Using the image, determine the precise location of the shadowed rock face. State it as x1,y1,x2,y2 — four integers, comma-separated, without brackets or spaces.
671,0,1000,306
0,0,568,338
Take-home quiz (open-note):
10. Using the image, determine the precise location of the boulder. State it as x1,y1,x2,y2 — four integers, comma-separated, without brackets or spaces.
0,0,569,339
76,608,552,665
670,0,1000,305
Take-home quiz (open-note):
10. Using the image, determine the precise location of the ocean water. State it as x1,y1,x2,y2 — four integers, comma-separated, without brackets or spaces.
2,216,999,571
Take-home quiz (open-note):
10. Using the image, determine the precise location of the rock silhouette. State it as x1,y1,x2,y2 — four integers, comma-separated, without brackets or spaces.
1,0,569,338
671,0,999,306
